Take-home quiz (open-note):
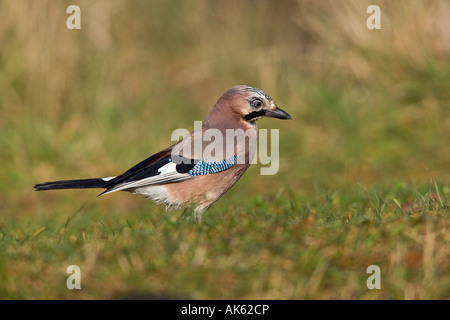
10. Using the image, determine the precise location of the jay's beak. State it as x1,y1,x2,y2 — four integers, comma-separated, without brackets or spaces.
264,107,292,120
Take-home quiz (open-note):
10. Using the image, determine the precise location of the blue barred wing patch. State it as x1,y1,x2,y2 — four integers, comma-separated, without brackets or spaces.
188,155,237,177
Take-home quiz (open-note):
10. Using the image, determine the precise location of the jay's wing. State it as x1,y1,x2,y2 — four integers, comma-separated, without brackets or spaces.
100,142,238,196
100,146,195,195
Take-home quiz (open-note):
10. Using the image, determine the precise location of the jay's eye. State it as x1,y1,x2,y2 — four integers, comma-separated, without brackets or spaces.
251,98,263,109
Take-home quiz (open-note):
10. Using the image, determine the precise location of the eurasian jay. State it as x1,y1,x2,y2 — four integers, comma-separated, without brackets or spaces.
34,85,291,214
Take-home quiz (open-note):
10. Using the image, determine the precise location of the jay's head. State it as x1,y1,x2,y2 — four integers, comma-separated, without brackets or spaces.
205,85,291,128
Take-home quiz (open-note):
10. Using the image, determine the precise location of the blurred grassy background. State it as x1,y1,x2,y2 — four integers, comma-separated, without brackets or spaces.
0,0,449,299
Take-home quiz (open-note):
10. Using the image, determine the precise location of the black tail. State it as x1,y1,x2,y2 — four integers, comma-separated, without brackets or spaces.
34,178,108,191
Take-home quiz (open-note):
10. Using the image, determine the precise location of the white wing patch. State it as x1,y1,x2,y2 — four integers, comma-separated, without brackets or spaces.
101,176,116,181
158,161,177,175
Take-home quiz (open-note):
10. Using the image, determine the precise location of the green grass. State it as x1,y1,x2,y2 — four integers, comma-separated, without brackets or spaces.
1,182,448,299
1,0,449,299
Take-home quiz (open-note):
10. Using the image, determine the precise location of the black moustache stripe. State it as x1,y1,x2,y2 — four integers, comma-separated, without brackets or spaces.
244,110,265,121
